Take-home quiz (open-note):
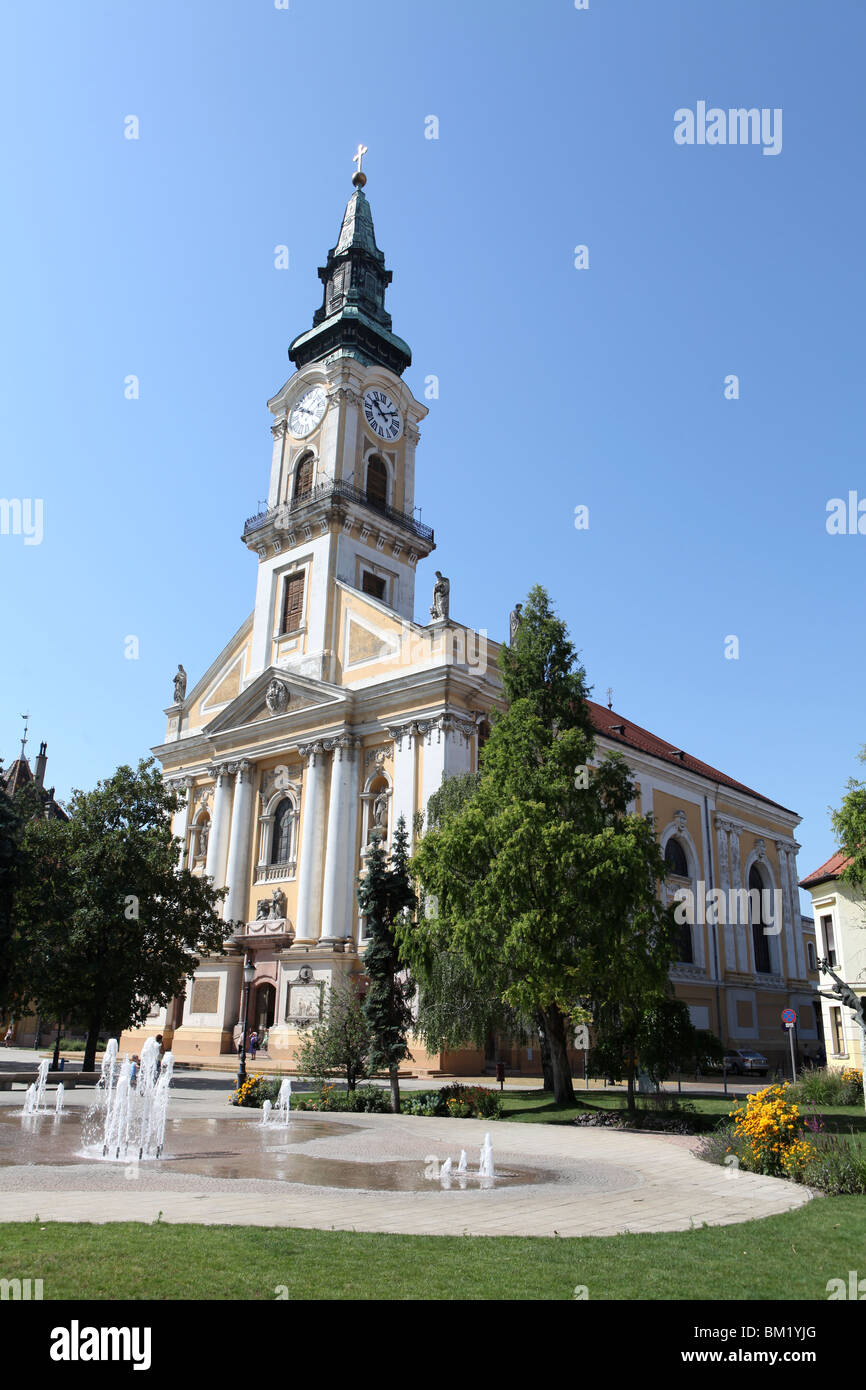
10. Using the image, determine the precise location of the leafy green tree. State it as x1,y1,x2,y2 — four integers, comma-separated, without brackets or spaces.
295,977,372,1091
589,996,700,1113
359,817,416,1113
0,782,26,1021
405,585,675,1104
14,759,229,1070
832,748,866,899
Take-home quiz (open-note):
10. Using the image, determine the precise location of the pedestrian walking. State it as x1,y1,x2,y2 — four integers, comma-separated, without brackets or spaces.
3,1025,12,1048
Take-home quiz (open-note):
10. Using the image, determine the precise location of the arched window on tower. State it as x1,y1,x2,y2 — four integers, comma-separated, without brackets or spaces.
750,864,772,973
293,453,314,502
366,455,388,510
664,837,693,963
271,798,295,866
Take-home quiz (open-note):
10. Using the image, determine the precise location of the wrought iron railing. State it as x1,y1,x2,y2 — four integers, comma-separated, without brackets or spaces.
243,479,434,544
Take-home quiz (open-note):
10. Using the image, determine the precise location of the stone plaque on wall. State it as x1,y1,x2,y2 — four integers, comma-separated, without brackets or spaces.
285,982,323,1025
190,978,220,1015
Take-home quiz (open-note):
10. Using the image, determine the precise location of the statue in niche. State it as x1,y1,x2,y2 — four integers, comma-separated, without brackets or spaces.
509,603,523,644
266,678,290,715
430,571,450,621
372,791,389,831
196,820,210,862
173,664,187,703
271,887,287,921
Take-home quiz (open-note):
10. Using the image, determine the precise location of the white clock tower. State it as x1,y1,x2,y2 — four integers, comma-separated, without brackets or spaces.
244,157,435,686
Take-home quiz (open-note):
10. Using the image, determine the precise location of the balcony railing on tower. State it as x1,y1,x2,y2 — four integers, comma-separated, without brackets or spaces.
243,479,434,545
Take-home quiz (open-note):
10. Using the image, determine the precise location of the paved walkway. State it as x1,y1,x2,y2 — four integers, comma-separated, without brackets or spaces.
0,1091,811,1238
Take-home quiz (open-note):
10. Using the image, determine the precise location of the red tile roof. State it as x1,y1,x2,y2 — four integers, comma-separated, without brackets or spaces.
586,700,796,814
799,851,851,889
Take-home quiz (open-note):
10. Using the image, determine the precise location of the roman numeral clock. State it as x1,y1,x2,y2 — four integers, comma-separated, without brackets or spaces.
363,388,403,442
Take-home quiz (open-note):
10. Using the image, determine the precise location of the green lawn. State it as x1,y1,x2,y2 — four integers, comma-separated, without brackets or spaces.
4,1198,863,1299
498,1089,866,1144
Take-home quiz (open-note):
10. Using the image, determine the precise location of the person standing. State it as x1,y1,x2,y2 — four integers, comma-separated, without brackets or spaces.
249,1031,258,1061
3,1025,12,1048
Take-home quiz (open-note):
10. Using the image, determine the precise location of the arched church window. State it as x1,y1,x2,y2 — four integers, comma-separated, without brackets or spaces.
664,837,689,878
665,837,693,962
366,455,388,510
750,864,772,973
293,453,314,502
271,799,295,865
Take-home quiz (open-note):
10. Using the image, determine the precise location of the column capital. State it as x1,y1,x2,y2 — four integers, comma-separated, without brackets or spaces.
323,733,361,761
208,762,233,783
231,759,254,784
297,741,326,767
166,775,193,793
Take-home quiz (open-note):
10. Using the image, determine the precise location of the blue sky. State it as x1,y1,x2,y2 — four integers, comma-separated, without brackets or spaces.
2,0,864,909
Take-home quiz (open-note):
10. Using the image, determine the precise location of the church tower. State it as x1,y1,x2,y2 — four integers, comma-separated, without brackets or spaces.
244,154,434,686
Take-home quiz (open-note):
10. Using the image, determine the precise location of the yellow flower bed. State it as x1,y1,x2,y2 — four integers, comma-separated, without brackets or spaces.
729,1085,811,1179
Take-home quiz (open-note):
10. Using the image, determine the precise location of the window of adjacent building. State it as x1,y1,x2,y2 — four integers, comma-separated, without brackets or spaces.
750,865,772,974
271,799,294,865
362,570,386,601
807,941,817,970
821,914,837,967
282,572,305,633
365,455,388,509
293,453,314,502
829,1005,844,1055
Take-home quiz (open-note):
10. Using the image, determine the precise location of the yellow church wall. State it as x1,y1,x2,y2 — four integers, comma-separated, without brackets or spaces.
651,792,706,867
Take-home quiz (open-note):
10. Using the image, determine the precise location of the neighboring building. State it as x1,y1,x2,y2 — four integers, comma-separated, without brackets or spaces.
124,164,816,1075
800,853,866,1071
2,740,67,822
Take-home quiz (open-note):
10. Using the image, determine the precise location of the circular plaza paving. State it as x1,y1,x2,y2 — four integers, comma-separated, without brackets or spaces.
0,1080,811,1238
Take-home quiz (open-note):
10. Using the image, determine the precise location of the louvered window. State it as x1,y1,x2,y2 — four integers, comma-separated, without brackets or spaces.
366,455,388,509
293,454,313,501
282,573,305,632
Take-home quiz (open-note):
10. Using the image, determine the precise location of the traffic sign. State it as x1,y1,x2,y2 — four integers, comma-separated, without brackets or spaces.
782,1008,797,1026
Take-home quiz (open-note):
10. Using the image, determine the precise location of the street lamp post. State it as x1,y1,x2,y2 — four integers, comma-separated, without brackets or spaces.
237,955,256,1092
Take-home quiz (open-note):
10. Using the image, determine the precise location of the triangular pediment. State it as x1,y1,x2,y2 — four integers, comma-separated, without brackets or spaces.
203,667,346,735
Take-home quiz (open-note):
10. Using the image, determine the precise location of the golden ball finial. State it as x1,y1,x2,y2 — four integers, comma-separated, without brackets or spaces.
352,143,368,190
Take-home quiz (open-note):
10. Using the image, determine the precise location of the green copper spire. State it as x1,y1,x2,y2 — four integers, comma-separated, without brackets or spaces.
289,154,412,376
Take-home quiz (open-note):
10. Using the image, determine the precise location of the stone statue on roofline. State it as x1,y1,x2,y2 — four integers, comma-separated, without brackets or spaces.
509,603,523,644
430,571,450,622
173,664,187,703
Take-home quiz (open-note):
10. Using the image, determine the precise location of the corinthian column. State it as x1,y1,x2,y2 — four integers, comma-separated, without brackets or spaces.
205,764,234,901
167,777,193,870
224,761,256,928
295,743,328,941
319,736,360,944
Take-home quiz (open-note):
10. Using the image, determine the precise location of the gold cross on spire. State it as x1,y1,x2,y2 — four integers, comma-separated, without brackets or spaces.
352,143,368,188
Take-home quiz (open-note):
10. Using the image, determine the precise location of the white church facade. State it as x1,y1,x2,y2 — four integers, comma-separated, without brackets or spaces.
123,162,817,1076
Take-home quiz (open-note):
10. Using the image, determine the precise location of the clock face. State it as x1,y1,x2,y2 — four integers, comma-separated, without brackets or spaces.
363,388,403,442
288,385,327,438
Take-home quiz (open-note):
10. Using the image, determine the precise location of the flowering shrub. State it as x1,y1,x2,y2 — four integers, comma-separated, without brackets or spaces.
437,1084,503,1120
292,1084,390,1114
729,1085,810,1178
230,1074,282,1108
790,1065,864,1107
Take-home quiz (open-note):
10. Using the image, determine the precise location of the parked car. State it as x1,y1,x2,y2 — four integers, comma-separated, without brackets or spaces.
723,1049,768,1077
